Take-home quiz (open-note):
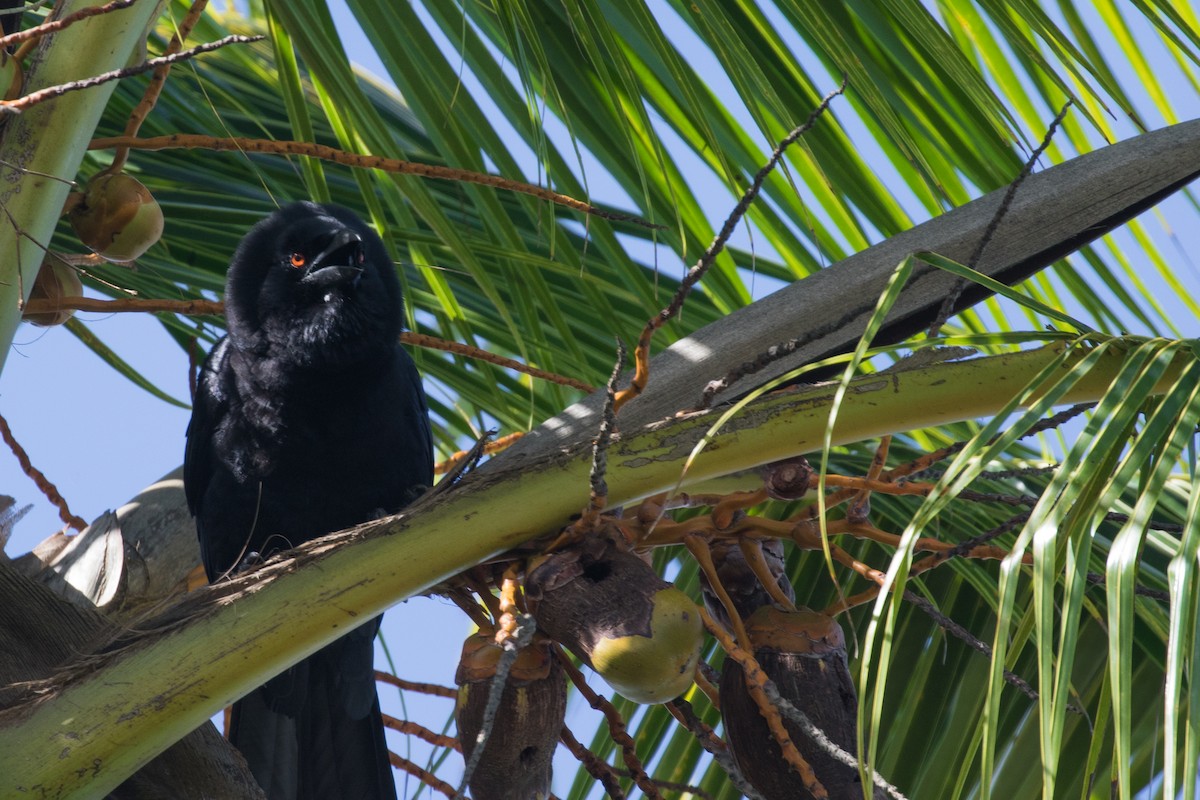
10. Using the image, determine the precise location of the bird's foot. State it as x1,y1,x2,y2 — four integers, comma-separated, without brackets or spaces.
236,551,266,573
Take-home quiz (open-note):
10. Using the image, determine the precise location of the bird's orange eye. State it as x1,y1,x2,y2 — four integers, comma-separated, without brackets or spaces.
289,252,306,268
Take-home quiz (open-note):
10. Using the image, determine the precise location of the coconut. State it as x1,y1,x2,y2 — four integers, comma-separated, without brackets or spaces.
455,631,566,800
720,607,886,799
525,534,703,704
698,537,794,630
69,173,163,262
23,258,82,326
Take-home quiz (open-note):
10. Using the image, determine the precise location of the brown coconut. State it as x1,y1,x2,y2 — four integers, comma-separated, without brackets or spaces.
720,607,886,799
23,259,82,326
455,631,567,800
698,537,794,630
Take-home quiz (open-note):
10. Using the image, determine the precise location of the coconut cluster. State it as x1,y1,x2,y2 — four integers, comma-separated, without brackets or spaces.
700,534,884,799
22,173,164,328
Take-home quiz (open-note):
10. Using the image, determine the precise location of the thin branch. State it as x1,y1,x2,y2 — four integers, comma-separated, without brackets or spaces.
755,669,909,800
388,752,459,799
88,134,663,230
613,79,847,412
820,516,1028,616
429,432,494,495
0,0,135,50
554,647,663,800
373,671,457,699
558,726,627,799
21,297,592,391
434,432,524,477
927,101,1073,336
687,533,753,651
581,339,625,526
1085,572,1170,603
0,411,86,531
700,607,827,797
665,698,764,800
405,331,593,392
1020,401,1095,439
1,35,265,114
22,295,223,316
899,589,1083,714
380,714,460,750
108,0,210,174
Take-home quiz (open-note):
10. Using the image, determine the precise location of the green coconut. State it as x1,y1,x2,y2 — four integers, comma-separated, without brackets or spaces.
69,173,163,262
526,534,704,704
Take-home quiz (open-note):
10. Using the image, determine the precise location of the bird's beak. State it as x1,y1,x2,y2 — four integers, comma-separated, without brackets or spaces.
302,229,365,287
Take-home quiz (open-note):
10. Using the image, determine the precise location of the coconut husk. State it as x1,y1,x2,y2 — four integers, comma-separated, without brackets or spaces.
721,607,886,799
699,537,794,630
525,535,668,659
455,632,566,800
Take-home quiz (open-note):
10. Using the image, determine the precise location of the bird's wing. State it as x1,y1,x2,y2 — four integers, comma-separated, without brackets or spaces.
184,337,232,518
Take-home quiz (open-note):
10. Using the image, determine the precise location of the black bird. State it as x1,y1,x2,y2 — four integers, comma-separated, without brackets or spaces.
184,202,433,800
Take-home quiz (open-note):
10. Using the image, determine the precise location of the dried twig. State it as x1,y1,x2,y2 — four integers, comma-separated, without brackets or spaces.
580,340,625,527
899,589,1066,711
373,670,457,699
756,670,909,800
686,533,753,650
558,726,627,799
405,331,593,392
0,0,135,50
22,295,223,317
428,432,494,498
554,647,663,800
0,411,86,531
701,606,827,798
21,296,592,392
108,0,210,175
926,101,1073,336
388,751,459,799
666,698,764,800
1085,572,1170,603
381,714,461,750
613,80,847,413
2,35,265,114
88,134,663,230
434,432,524,477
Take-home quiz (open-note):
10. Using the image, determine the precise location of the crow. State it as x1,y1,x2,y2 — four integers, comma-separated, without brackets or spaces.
184,202,433,800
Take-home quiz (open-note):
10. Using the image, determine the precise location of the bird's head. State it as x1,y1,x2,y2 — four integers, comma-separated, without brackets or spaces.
224,202,404,368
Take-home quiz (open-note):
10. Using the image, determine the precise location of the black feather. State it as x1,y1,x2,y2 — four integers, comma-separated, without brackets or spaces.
185,202,432,799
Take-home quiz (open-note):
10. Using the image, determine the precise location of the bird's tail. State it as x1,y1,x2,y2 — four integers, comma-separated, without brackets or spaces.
229,619,396,800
